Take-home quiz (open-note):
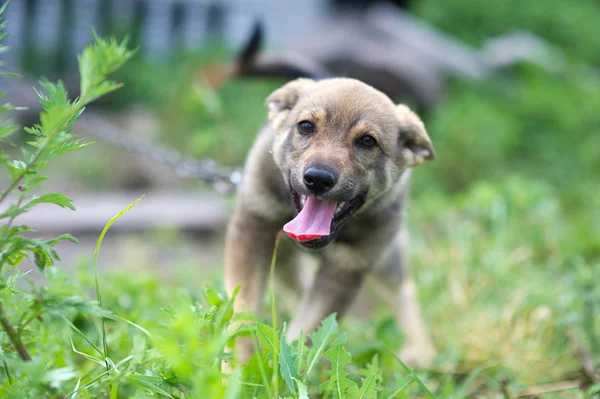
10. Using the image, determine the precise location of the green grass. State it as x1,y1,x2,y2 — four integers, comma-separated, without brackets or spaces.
3,175,598,397
2,1,599,396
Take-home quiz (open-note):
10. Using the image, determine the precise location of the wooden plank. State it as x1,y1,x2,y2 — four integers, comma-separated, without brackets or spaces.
366,3,488,79
2,191,230,233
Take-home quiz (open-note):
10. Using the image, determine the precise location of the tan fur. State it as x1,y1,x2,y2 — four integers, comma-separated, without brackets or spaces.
224,78,436,369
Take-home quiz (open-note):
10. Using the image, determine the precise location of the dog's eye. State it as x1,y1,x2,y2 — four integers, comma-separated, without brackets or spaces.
297,121,315,135
356,135,377,149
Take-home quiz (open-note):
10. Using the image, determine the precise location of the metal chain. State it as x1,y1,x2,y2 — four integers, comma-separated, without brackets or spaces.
76,112,243,194
2,77,242,194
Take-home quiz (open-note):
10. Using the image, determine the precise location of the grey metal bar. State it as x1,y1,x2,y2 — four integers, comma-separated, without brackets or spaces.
3,0,26,69
33,0,63,55
143,0,174,60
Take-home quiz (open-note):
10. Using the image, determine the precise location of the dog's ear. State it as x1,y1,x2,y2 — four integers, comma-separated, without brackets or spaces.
396,104,436,167
265,78,315,128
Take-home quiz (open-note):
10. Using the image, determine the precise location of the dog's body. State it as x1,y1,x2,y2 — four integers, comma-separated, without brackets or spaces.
225,78,435,366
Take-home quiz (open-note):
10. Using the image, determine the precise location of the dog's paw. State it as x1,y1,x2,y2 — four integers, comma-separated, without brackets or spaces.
397,342,436,369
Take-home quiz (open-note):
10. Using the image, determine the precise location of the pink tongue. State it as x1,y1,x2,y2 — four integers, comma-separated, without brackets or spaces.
283,197,338,242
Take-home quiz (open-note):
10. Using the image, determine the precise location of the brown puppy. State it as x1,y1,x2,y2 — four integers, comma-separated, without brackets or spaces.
224,78,436,367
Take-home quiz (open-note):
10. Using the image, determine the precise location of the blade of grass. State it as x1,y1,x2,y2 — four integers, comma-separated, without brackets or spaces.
296,329,306,373
70,339,105,366
252,334,272,399
113,354,134,371
3,359,12,384
269,231,282,398
105,313,152,338
62,316,104,356
70,377,82,399
385,378,414,399
110,380,119,399
389,349,437,399
454,365,494,399
224,366,242,399
93,192,145,363
126,375,175,398
79,370,111,394
215,285,240,332
269,231,282,331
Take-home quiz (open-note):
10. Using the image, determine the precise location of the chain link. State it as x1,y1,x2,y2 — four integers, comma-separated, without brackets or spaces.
3,78,242,193
76,112,243,194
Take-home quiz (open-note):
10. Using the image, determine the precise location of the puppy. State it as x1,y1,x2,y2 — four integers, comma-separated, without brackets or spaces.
224,78,436,367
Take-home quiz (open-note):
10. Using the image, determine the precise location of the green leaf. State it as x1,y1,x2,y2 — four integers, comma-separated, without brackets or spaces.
279,323,298,394
24,125,42,136
242,345,272,399
214,285,239,332
8,159,27,180
305,314,338,376
0,203,25,219
34,246,52,270
347,354,381,399
294,378,310,399
46,233,79,246
25,192,75,210
0,123,18,138
0,239,29,267
0,2,8,15
78,35,136,104
348,375,377,399
22,175,47,191
35,79,71,111
256,323,280,359
319,333,358,399
204,285,225,307
295,328,307,374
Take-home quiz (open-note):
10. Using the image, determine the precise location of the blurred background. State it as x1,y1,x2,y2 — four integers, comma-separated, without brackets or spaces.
1,0,599,392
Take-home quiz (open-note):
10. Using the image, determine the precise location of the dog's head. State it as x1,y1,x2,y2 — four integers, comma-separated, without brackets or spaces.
266,78,435,250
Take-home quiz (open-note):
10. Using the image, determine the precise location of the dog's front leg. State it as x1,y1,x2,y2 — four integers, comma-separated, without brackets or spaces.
378,239,436,368
395,277,436,367
224,211,279,364
286,264,366,341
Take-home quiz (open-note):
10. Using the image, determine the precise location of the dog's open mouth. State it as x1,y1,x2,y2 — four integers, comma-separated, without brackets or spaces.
283,189,364,243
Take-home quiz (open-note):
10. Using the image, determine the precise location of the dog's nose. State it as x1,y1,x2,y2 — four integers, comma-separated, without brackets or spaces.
303,167,337,195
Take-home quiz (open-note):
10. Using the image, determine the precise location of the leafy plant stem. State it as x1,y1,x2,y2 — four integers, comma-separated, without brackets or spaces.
0,109,77,206
0,301,31,361
0,191,24,273
2,359,12,384
16,310,37,340
3,191,24,234
0,77,102,209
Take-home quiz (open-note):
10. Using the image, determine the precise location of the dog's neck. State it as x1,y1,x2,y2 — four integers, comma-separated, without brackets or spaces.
356,169,411,219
